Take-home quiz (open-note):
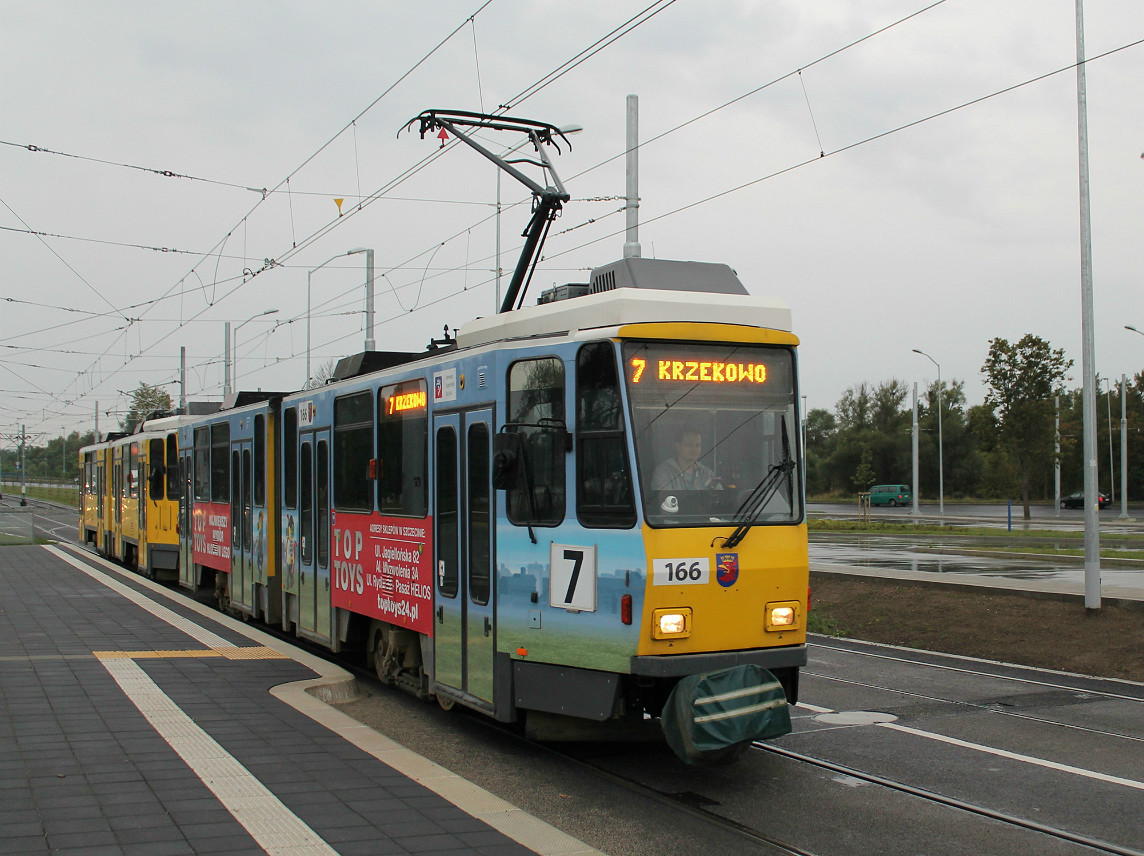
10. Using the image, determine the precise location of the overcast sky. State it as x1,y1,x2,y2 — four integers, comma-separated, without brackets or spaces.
2,0,1141,443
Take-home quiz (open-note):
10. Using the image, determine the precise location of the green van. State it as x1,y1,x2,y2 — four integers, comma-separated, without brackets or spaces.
869,484,911,507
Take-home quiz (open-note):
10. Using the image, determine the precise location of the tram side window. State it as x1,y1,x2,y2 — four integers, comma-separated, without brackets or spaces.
148,438,165,500
194,427,210,501
576,342,635,528
165,433,179,499
283,407,297,509
436,427,458,598
127,443,140,499
317,439,330,567
300,441,312,564
253,415,265,507
378,380,428,517
334,392,373,512
210,422,230,503
468,422,491,606
505,357,566,526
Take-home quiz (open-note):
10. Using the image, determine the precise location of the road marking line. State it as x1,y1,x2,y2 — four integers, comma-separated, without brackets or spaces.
795,702,833,713
100,655,338,856
797,699,1144,791
879,722,1144,791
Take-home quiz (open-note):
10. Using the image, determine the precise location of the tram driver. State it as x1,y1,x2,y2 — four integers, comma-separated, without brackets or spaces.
652,426,720,492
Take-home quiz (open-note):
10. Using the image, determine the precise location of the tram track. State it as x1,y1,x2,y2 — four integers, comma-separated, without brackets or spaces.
810,638,1144,703
806,637,1144,745
752,741,1144,856
803,669,1144,744
545,743,823,856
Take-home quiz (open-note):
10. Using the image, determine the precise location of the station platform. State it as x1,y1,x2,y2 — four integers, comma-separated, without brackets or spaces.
0,544,602,856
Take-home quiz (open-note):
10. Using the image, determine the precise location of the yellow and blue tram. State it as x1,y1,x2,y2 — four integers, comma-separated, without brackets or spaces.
166,256,807,761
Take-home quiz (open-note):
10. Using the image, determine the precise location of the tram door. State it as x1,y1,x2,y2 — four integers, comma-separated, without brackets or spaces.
433,408,494,704
96,453,106,554
298,430,332,641
230,441,254,610
179,446,194,588
112,447,123,558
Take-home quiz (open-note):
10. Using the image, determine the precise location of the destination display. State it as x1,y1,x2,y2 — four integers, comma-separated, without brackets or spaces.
384,387,427,415
629,356,768,385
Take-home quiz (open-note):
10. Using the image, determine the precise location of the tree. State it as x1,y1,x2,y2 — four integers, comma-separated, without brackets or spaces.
804,408,838,495
820,380,912,495
122,382,173,433
981,334,1072,518
918,379,981,498
836,382,872,431
851,445,875,492
305,358,338,390
870,379,908,434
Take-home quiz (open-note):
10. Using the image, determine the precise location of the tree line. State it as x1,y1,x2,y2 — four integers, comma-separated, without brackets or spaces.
807,334,1143,517
4,344,1142,514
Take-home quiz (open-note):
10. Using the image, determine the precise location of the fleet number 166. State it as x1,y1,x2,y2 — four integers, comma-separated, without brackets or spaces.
652,557,710,586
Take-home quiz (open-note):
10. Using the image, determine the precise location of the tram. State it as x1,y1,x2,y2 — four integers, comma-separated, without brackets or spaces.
166,261,807,762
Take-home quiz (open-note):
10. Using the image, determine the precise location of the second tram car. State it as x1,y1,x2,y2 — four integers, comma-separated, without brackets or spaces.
176,394,282,623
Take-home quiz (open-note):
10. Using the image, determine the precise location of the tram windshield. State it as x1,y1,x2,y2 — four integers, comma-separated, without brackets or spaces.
623,341,802,528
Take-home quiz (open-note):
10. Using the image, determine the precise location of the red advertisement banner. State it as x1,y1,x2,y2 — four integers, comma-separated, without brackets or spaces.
192,501,231,571
330,511,434,636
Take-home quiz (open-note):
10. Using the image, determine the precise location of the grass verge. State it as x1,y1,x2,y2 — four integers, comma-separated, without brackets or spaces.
809,572,1144,683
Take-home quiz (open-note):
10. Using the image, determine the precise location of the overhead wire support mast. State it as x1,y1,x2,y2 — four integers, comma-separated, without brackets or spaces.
403,110,572,314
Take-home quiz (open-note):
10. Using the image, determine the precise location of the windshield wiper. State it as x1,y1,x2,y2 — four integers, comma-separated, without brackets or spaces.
722,416,795,549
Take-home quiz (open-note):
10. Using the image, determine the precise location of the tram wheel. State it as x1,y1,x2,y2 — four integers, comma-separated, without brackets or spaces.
436,694,456,711
373,632,389,684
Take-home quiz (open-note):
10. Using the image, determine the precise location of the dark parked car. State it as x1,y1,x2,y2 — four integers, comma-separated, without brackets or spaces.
1060,491,1110,509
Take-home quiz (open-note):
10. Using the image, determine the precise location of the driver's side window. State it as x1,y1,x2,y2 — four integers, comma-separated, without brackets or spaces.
505,357,566,526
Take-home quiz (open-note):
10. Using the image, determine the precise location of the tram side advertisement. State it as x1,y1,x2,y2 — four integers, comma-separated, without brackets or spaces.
192,502,231,570
330,511,434,636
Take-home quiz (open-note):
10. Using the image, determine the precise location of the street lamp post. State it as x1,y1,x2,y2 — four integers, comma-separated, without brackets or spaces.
1103,377,1115,503
912,349,944,518
1119,373,1130,520
307,249,367,389
1125,327,1142,521
911,383,920,516
348,247,376,351
232,309,279,392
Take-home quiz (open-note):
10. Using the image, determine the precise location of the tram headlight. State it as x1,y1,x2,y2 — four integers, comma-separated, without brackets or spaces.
651,607,692,640
765,601,800,631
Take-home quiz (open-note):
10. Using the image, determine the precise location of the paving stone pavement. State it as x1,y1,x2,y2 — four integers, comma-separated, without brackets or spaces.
0,545,593,856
